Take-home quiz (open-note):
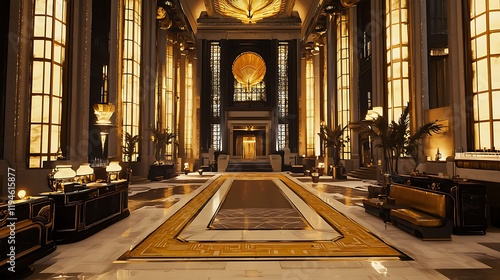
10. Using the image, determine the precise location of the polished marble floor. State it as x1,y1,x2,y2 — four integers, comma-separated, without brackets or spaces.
23,172,500,279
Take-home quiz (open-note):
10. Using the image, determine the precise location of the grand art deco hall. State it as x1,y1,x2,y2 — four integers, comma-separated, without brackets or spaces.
1,0,500,279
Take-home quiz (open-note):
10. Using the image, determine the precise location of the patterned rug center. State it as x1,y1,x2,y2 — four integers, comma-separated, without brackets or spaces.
210,179,308,230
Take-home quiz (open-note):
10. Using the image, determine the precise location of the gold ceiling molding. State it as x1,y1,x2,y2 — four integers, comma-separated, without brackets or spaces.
232,52,266,91
340,0,361,8
213,0,286,23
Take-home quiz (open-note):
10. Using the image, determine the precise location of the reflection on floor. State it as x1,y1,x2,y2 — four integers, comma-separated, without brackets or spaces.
211,179,308,230
23,172,500,279
127,184,201,211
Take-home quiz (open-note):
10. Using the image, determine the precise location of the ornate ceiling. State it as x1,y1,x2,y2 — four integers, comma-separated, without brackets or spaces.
159,0,357,46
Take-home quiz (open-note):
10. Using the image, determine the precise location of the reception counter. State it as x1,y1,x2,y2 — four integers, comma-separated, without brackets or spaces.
39,180,129,243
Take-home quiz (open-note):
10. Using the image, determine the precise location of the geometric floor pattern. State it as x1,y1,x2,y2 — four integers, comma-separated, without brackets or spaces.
118,173,409,261
211,208,308,230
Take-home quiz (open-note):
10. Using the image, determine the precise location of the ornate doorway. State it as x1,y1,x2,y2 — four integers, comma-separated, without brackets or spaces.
243,136,256,159
228,118,272,158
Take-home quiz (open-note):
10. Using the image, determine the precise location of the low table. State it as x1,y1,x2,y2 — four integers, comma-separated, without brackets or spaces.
148,164,176,180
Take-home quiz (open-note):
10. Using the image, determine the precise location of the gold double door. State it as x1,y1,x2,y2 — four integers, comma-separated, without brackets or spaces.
242,136,256,159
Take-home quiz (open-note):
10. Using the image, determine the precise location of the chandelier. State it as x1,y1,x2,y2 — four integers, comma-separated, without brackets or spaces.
214,0,285,23
232,52,266,91
340,0,361,7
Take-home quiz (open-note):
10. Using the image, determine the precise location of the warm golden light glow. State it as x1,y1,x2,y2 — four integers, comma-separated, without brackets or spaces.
232,52,266,92
29,0,67,168
122,0,142,161
306,58,315,157
106,161,122,172
18,190,27,200
214,0,285,23
470,0,500,150
93,103,115,124
385,0,410,123
185,61,194,158
336,11,351,160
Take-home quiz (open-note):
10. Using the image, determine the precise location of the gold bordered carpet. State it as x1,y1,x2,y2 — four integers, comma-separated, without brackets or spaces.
118,174,409,261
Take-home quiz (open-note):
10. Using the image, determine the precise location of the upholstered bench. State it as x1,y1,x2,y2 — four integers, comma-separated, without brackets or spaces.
388,184,454,240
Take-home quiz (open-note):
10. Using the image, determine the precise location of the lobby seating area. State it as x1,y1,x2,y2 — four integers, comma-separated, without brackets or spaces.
363,183,454,240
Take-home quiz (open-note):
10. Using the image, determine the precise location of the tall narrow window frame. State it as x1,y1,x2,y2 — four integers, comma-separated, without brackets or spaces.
121,0,142,162
29,0,69,168
164,37,175,159
210,41,222,151
427,0,449,109
184,60,194,158
336,10,351,160
469,0,500,151
277,41,289,151
385,0,411,122
306,57,315,157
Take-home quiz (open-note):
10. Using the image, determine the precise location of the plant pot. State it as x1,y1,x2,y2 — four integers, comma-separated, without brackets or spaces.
332,166,345,179
311,173,320,183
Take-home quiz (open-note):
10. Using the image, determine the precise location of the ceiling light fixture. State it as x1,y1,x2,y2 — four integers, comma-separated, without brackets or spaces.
340,0,361,8
214,0,285,23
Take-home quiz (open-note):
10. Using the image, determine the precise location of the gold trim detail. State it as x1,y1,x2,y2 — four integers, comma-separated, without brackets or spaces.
119,174,406,260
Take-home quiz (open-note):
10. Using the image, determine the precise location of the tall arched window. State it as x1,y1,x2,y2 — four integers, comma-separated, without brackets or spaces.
469,0,500,150
29,0,68,168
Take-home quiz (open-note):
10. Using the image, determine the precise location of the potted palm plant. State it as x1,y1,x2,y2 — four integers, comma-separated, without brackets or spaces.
360,104,442,174
122,132,141,181
148,124,176,164
318,124,348,179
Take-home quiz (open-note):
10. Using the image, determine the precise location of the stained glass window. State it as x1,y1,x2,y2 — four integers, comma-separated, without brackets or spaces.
277,42,289,151
210,42,222,151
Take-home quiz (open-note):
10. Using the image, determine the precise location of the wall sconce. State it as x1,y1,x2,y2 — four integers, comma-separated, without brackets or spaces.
106,161,122,182
54,165,76,192
76,163,95,184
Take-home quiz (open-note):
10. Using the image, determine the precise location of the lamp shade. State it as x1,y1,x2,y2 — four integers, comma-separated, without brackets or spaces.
93,103,115,124
76,163,94,176
232,52,266,91
106,161,122,172
54,165,76,179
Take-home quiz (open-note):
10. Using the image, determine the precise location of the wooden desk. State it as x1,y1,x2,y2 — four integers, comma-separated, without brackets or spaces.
39,180,129,243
